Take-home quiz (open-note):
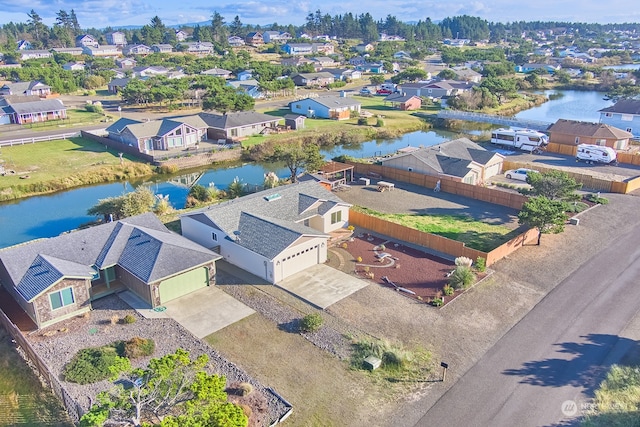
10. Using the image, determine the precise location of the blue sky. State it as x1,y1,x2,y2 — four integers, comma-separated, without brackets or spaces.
0,0,639,28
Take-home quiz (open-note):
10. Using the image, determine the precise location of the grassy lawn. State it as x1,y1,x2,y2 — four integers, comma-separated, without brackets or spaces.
206,313,412,426
0,330,72,426
582,364,640,427
0,137,154,200
16,109,113,132
357,207,522,252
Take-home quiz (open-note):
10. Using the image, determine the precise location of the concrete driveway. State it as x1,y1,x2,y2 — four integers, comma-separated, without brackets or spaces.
276,264,369,309
163,286,255,339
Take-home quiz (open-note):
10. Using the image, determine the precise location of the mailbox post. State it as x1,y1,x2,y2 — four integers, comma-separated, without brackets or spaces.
441,362,449,382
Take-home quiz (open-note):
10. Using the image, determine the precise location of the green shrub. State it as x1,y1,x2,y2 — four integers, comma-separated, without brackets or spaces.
475,256,486,273
122,337,155,359
300,313,323,333
157,164,179,174
586,193,609,205
357,117,368,126
449,266,476,290
443,285,454,296
63,347,121,384
431,297,443,307
122,314,136,324
375,118,384,127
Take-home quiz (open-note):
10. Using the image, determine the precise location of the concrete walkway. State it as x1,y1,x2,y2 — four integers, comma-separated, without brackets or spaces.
163,286,255,339
276,264,369,309
118,287,255,339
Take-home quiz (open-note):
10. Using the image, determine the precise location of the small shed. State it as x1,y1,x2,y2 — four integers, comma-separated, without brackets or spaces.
284,114,306,130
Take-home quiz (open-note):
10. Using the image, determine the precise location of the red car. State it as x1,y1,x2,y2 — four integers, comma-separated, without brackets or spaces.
376,89,392,95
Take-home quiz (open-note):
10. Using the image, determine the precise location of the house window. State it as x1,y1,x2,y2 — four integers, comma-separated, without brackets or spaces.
212,232,217,241
596,139,606,146
575,137,580,144
331,210,342,224
50,287,75,310
605,113,613,117
627,128,633,133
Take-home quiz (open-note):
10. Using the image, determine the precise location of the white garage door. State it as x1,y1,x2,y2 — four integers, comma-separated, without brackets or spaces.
280,245,320,280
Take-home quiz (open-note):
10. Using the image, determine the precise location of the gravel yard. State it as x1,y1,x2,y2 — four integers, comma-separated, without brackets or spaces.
26,295,289,426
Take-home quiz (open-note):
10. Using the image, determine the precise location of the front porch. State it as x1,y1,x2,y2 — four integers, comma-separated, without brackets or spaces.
89,280,126,300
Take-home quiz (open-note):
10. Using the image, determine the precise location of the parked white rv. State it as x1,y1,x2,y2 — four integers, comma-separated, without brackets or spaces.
490,128,549,153
576,144,617,164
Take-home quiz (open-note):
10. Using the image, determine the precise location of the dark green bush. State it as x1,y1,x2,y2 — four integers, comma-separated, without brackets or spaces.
449,266,476,290
586,193,609,205
300,313,323,333
357,117,368,126
63,347,119,384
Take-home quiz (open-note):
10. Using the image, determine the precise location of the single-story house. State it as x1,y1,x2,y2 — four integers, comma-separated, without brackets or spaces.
323,68,361,81
281,56,316,68
201,68,232,78
291,72,335,87
106,117,202,152
107,78,131,94
409,80,475,98
514,63,561,73
599,99,640,138
380,138,504,185
0,81,51,97
236,70,253,81
355,62,385,73
354,43,374,53
18,50,52,60
82,45,120,57
132,65,169,78
197,111,281,140
123,44,151,56
115,57,137,69
283,43,313,56
0,212,221,329
178,42,214,55
393,51,412,60
289,95,361,120
62,62,85,71
50,47,84,56
383,93,422,111
312,56,338,68
0,98,67,125
548,119,633,150
180,181,351,284
151,44,173,54
452,67,482,83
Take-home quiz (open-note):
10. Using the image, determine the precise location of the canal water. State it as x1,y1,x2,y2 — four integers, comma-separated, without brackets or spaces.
0,89,614,248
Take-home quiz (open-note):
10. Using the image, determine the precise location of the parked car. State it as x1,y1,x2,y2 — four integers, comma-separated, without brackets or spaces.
504,168,539,181
359,87,372,95
376,89,392,95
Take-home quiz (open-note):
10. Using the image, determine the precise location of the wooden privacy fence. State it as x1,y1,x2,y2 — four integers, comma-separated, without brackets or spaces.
349,210,538,267
0,309,83,423
348,162,529,210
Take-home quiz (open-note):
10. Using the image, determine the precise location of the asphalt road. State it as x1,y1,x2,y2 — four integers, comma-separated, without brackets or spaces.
417,222,640,427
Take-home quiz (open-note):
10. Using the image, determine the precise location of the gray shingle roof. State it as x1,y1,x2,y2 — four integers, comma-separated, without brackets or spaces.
0,213,219,301
599,99,640,115
105,117,141,134
184,181,350,259
1,81,50,94
382,138,501,178
197,111,280,129
549,119,633,138
5,99,66,115
304,95,361,109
